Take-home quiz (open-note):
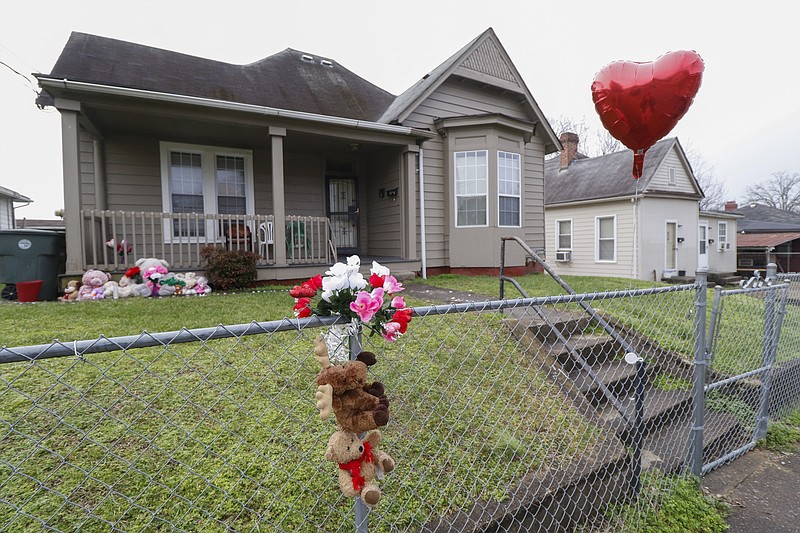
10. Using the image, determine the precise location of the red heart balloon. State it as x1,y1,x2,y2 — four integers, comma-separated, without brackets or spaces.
591,50,704,178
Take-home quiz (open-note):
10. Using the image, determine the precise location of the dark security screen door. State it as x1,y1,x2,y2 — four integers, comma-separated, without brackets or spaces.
326,177,359,254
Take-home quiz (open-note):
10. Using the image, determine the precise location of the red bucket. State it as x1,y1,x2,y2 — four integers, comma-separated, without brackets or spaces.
16,280,43,302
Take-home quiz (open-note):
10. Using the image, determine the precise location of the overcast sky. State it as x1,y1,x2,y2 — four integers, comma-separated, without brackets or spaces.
2,1,798,219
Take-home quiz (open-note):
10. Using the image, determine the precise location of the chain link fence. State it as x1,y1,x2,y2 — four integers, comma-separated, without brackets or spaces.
0,274,797,532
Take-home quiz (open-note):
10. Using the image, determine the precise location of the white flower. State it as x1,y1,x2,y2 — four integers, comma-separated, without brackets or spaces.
370,261,390,277
326,261,349,277
322,274,348,293
347,255,361,267
321,290,334,303
347,271,367,290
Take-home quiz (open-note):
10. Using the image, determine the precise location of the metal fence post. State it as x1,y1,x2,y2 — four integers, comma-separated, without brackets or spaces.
756,264,779,440
349,324,369,533
691,269,708,477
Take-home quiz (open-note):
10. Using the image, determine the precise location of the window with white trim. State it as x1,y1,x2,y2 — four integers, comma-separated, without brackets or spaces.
596,215,616,262
498,151,521,227
718,221,728,251
454,150,488,227
556,219,572,251
160,142,254,241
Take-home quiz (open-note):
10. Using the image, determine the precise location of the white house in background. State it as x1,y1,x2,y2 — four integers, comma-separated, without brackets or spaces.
0,186,32,230
544,134,739,282
698,210,741,277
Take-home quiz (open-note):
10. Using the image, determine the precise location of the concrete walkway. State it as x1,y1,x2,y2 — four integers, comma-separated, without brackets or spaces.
703,444,800,532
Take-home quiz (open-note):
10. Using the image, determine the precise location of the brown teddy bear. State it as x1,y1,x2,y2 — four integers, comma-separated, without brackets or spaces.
325,429,395,507
313,335,389,433
58,280,80,302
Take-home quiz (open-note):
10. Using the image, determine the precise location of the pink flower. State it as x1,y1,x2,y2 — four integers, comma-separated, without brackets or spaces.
391,296,406,308
381,321,401,342
383,275,404,294
349,289,383,322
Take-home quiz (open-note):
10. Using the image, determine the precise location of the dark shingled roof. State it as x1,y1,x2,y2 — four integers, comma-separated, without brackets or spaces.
545,138,701,205
732,204,800,232
43,32,395,121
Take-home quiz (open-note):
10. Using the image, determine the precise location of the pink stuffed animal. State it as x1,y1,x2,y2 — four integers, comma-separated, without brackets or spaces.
77,270,110,301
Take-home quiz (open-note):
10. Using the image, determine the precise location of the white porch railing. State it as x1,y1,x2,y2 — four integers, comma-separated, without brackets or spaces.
80,210,337,272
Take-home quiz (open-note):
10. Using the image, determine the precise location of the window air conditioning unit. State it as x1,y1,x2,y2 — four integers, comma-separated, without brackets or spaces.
555,251,572,262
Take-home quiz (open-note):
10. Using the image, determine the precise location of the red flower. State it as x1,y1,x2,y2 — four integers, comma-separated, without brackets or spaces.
391,308,413,333
125,266,140,278
369,273,385,289
308,274,323,290
289,284,316,298
293,297,312,318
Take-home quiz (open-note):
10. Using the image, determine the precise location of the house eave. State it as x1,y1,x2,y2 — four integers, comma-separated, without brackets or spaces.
545,195,637,209
36,76,437,141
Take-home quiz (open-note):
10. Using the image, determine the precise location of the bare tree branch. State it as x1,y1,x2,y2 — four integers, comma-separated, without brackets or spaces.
743,171,800,212
684,146,727,210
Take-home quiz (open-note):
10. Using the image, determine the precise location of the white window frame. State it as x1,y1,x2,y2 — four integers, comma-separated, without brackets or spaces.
497,151,521,228
668,167,676,186
717,221,728,251
160,142,255,243
555,218,573,252
595,215,617,263
454,149,489,228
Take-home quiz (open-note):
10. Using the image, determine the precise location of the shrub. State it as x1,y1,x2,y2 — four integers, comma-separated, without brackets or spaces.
200,245,259,291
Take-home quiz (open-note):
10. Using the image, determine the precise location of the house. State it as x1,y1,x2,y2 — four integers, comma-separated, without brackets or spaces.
724,201,800,273
544,134,739,282
35,28,560,281
0,186,32,230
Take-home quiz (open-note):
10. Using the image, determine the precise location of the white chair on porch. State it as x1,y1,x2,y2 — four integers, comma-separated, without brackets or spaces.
257,221,274,259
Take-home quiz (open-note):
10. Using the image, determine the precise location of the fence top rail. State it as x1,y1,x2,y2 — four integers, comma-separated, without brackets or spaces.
721,283,790,297
0,283,695,364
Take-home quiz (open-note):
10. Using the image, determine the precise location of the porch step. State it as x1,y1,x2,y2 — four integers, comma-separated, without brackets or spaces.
568,360,642,406
512,307,592,344
550,334,623,370
640,411,745,473
606,387,693,445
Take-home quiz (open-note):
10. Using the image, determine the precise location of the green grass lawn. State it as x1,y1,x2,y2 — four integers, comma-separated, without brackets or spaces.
0,285,602,531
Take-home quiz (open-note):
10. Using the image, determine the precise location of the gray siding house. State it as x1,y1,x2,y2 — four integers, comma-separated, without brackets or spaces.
545,135,739,281
36,28,560,280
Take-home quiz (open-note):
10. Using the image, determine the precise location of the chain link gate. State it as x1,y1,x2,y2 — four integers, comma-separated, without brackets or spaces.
698,270,790,475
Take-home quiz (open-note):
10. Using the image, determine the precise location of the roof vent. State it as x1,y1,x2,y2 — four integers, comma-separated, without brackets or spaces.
301,54,314,62
320,59,333,67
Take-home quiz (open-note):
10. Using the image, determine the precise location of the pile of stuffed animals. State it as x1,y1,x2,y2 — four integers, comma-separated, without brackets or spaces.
59,257,212,302
312,335,395,507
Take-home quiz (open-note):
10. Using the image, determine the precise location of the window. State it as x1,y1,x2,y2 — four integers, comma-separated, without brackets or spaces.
556,219,572,250
596,215,616,262
668,167,676,185
454,150,488,227
718,221,728,251
160,142,254,241
498,151,521,227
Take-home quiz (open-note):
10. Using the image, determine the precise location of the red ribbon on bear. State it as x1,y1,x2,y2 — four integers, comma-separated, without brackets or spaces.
338,441,374,492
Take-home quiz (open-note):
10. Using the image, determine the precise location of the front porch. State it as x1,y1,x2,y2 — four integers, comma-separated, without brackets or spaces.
80,209,420,281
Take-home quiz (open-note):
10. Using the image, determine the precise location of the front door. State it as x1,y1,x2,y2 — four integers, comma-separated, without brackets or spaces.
665,222,677,272
326,176,359,255
698,223,709,270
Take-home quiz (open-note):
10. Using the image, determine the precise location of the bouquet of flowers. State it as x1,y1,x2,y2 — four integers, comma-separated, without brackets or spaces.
289,255,412,342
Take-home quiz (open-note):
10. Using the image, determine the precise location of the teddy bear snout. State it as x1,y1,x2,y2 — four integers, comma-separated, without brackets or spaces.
358,445,363,454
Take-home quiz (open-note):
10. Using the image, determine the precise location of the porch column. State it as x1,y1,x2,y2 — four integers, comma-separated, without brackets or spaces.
93,139,107,211
401,145,419,259
270,127,287,266
61,110,83,275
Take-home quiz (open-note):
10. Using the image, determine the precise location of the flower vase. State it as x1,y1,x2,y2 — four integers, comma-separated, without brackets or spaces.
324,322,354,364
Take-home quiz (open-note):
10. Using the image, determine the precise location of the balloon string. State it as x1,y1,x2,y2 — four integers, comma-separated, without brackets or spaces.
632,180,639,289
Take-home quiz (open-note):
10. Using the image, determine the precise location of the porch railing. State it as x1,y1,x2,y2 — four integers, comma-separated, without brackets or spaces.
80,210,337,272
